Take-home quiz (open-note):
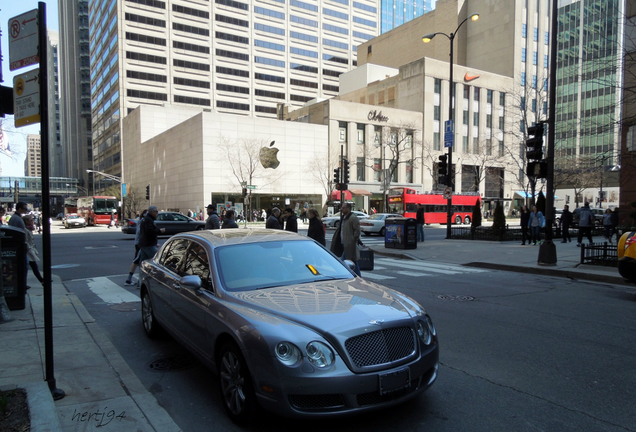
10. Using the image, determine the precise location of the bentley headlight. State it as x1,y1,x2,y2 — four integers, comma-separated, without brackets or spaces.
417,320,432,346
275,342,301,366
306,341,335,368
425,315,436,336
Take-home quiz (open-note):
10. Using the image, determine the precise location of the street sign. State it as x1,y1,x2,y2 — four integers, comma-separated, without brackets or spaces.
13,69,40,128
443,187,452,200
247,185,257,189
8,10,39,71
444,119,454,148
240,181,247,186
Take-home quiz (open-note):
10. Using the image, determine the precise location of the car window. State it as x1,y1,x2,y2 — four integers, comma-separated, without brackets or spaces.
159,239,189,273
182,242,213,291
173,214,189,222
215,240,353,291
158,213,174,222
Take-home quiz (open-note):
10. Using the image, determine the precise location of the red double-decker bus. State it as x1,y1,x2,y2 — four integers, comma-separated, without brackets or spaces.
77,196,118,226
387,187,481,224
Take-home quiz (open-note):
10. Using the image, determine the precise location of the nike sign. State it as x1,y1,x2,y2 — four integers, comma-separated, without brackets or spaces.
464,73,480,82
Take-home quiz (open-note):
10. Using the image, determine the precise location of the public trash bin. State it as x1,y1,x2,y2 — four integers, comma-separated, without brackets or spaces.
1,226,27,310
384,217,417,250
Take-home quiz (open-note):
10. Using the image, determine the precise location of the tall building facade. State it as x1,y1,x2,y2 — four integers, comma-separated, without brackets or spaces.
47,31,63,177
87,0,380,182
25,135,42,177
554,0,624,169
380,0,433,34
58,0,93,193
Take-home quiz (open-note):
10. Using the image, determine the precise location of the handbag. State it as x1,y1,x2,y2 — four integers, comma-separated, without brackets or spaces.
357,243,374,271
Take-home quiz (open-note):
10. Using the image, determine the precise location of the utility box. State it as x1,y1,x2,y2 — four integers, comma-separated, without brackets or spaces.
1,226,27,310
384,218,417,250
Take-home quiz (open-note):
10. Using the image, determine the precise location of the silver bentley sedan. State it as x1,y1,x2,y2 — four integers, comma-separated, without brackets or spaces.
140,229,438,423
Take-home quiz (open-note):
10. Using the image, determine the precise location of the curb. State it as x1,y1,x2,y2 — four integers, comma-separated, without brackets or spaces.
0,382,62,432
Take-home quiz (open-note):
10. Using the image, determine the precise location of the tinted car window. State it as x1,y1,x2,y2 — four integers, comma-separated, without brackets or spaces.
215,240,352,291
157,213,174,221
182,242,212,291
174,214,190,222
159,239,189,273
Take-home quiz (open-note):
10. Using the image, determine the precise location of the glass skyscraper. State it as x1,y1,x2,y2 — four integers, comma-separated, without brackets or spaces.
554,0,624,168
380,0,434,33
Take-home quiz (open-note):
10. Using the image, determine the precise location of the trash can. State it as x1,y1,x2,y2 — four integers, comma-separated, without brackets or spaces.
384,218,417,250
1,226,27,310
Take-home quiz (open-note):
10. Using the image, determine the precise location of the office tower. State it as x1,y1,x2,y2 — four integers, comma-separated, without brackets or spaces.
25,135,41,177
380,0,433,33
86,0,380,183
58,0,93,193
47,31,63,177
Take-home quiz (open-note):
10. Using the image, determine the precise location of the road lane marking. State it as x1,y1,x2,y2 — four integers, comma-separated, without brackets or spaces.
87,276,140,304
361,273,395,281
397,271,431,277
375,258,487,274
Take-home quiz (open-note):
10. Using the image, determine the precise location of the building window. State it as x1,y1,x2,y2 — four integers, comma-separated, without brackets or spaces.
545,31,549,44
498,139,504,157
531,99,537,112
464,85,470,99
486,139,492,156
533,27,538,41
434,78,441,94
463,110,469,125
374,126,381,147
390,160,398,182
521,72,526,86
473,137,479,154
532,75,537,89
462,136,469,153
433,132,440,150
522,23,527,38
521,47,526,62
357,124,365,144
500,92,505,106
406,160,413,183
473,112,479,126
434,105,440,121
487,89,493,104
474,87,480,101
357,157,365,181
486,114,492,128
373,158,382,181
339,121,347,142
521,96,526,110
532,51,537,65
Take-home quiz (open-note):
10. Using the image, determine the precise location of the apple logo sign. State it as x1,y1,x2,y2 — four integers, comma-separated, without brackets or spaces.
260,140,280,169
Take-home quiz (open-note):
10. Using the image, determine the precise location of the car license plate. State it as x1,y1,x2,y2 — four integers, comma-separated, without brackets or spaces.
379,368,410,395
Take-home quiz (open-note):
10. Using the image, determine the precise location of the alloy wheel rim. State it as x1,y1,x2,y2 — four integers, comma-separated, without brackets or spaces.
220,352,246,415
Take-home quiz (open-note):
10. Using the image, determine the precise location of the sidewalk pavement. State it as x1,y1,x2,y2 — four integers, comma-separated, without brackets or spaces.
0,274,180,432
0,233,630,432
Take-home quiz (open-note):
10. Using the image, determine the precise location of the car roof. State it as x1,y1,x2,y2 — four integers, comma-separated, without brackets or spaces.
167,228,309,247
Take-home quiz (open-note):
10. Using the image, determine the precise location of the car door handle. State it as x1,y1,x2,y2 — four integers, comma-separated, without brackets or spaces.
172,283,181,290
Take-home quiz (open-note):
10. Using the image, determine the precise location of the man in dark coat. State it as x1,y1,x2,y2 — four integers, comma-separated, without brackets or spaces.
560,204,573,243
330,203,361,276
283,208,298,233
222,209,239,229
138,206,165,263
205,204,220,229
519,205,530,245
416,204,425,242
266,208,282,229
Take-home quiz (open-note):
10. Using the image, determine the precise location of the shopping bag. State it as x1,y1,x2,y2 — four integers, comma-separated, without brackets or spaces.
358,245,374,271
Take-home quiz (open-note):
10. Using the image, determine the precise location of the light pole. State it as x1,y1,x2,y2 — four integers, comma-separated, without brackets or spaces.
423,13,479,240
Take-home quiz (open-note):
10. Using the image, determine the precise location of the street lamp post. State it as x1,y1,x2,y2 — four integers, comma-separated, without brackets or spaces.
423,13,479,240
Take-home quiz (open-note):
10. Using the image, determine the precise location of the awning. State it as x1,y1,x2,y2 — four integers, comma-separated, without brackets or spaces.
330,190,353,201
350,189,372,196
514,191,558,199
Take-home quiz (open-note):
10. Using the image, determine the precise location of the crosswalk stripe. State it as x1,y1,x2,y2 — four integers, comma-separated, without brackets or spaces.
375,258,487,274
87,276,140,304
362,273,396,281
397,271,431,277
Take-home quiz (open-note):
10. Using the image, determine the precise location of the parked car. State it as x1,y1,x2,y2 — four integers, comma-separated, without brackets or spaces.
122,211,206,235
140,229,439,422
360,213,403,236
322,211,369,228
572,206,604,227
63,213,86,229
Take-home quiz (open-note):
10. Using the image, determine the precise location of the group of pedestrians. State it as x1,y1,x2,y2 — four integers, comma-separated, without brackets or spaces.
519,201,620,247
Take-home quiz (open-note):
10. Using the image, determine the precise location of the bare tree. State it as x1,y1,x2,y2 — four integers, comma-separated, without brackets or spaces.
122,187,146,219
307,155,335,213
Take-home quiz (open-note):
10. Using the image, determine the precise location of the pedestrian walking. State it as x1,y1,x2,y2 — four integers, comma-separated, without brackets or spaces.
261,209,267,221
528,205,545,246
222,209,239,229
266,208,282,229
125,209,147,285
520,205,530,245
187,209,193,218
205,204,220,229
137,206,165,265
330,203,361,277
108,210,116,228
560,205,572,243
416,203,426,242
611,207,620,243
306,208,325,246
23,215,44,286
576,202,594,246
603,208,613,243
8,202,28,231
283,208,298,233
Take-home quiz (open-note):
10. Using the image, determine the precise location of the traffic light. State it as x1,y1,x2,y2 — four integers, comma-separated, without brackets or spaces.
145,185,150,200
333,167,341,185
526,123,544,161
527,161,548,178
242,187,247,197
342,159,350,184
438,154,448,185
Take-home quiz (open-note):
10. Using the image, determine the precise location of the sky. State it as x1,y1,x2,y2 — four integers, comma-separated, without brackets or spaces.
1,0,59,177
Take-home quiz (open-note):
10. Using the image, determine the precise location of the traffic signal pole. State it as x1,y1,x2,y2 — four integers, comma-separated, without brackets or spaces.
538,0,558,265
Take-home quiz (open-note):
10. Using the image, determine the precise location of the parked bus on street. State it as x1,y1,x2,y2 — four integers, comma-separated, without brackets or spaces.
387,187,481,225
77,196,118,226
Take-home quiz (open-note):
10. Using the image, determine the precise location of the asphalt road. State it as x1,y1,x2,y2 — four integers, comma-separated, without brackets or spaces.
42,225,636,432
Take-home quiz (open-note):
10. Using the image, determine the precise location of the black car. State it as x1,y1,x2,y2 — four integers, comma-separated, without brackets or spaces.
122,211,206,235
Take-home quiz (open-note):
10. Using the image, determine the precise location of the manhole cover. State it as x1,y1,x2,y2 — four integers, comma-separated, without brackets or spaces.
109,302,140,312
148,353,197,372
437,295,474,301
